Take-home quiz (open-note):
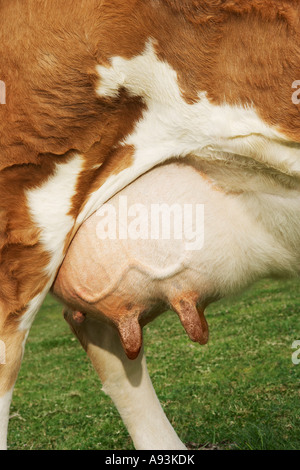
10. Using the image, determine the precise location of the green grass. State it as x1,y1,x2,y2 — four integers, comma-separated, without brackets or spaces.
7,279,300,450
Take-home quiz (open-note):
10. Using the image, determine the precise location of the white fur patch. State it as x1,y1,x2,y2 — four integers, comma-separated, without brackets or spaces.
20,155,84,331
97,40,300,170
18,291,49,332
27,154,84,276
85,40,300,223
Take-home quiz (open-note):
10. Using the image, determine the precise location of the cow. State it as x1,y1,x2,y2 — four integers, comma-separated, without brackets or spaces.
0,0,300,450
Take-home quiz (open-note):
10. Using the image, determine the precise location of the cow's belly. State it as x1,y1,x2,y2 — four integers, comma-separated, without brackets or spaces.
52,161,300,359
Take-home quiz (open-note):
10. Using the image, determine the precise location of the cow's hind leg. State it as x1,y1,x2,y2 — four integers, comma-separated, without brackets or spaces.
64,311,186,450
0,316,29,450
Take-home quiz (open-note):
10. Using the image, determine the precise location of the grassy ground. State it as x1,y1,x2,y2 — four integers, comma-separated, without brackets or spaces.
7,278,300,450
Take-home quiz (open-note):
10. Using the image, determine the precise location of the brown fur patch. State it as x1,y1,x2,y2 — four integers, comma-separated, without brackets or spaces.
164,0,300,27
153,2,300,141
86,145,135,196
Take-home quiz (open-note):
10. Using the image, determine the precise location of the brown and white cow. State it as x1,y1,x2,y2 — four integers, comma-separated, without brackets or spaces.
0,0,300,450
